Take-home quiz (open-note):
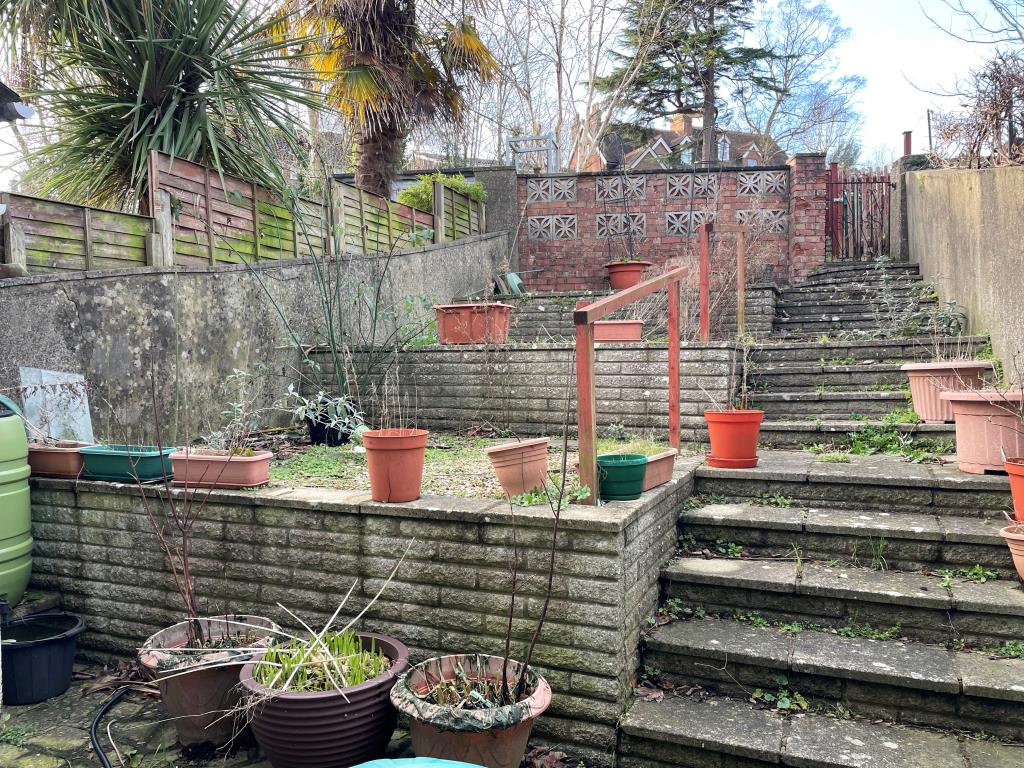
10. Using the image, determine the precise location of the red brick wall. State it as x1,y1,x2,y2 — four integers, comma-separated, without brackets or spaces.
517,159,828,292
787,153,829,282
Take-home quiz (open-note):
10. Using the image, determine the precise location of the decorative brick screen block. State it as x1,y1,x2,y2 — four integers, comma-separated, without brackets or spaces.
517,162,828,293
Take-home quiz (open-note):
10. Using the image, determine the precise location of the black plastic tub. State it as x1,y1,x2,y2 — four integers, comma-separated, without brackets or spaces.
2,612,85,705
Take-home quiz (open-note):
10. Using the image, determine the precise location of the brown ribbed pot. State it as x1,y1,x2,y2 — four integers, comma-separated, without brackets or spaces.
901,361,992,423
239,632,409,768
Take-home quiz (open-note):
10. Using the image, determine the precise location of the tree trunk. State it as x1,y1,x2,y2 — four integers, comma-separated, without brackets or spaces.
355,114,404,198
702,5,717,163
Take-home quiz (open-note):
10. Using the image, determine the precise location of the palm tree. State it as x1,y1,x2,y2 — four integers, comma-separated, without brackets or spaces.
279,0,496,198
0,0,319,211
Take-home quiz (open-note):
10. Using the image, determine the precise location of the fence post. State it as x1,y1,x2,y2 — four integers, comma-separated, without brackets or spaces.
146,189,175,268
736,233,746,337
82,207,93,271
480,201,487,234
357,190,368,254
432,181,446,244
574,301,597,506
2,217,27,276
203,165,215,266
699,222,712,341
667,278,681,449
251,182,261,261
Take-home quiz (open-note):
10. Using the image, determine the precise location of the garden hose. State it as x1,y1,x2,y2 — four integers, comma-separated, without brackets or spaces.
89,686,131,768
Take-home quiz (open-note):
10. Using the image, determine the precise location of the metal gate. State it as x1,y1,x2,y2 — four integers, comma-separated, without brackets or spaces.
826,163,893,261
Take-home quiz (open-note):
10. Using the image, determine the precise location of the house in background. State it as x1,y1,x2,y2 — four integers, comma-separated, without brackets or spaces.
571,112,787,171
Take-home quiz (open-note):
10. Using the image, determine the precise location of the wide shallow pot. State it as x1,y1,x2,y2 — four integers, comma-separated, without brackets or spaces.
390,654,551,768
484,438,549,497
641,449,678,491
139,614,280,747
170,449,273,489
27,441,92,478
704,410,765,469
1007,459,1024,522
435,304,514,345
940,391,1024,474
1,612,84,705
593,320,643,342
1000,525,1024,582
597,454,647,501
901,361,992,423
605,261,652,291
363,428,429,502
240,632,409,768
80,444,175,482
307,418,351,447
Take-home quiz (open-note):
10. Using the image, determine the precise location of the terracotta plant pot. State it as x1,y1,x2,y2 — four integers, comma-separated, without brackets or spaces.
1007,459,1024,522
704,410,765,469
138,615,280,747
605,260,652,291
593,320,644,342
239,632,409,768
901,361,992,423
641,449,678,491
1000,525,1024,582
435,303,514,345
27,441,92,478
170,449,273,489
363,428,429,502
940,391,1024,474
390,654,551,768
484,438,550,497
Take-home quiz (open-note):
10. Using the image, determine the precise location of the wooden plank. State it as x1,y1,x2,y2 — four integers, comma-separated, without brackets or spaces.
575,316,597,506
668,279,681,449
83,207,93,270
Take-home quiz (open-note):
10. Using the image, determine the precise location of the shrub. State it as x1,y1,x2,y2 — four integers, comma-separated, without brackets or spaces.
397,172,488,211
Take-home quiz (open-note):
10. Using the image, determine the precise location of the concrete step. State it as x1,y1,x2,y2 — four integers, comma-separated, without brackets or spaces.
750,363,909,392
644,618,1024,740
808,260,919,277
693,450,1011,517
619,692,1021,768
680,501,1014,577
752,390,910,417
751,336,988,366
759,419,954,449
776,299,936,318
773,317,889,334
661,556,1024,645
799,266,921,286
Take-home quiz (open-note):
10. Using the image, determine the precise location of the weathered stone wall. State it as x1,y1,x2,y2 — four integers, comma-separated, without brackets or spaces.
0,233,508,441
888,154,933,261
905,165,1024,377
336,343,740,442
29,466,697,765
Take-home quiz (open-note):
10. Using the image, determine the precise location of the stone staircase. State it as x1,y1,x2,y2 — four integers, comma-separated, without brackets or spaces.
618,451,1022,768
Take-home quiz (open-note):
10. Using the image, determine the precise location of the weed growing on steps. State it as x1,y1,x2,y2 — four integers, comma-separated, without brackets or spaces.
0,724,31,747
713,540,744,558
983,641,1024,660
936,565,999,586
881,406,922,425
815,451,851,463
732,611,904,641
682,492,728,510
751,675,809,713
804,424,952,463
755,492,793,508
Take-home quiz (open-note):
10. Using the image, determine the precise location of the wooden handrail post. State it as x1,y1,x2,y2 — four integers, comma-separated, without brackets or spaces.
736,233,746,337
575,301,598,506
432,181,446,244
699,222,712,341
668,278,681,449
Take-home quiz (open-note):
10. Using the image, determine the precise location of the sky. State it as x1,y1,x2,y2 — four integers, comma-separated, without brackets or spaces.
828,0,999,163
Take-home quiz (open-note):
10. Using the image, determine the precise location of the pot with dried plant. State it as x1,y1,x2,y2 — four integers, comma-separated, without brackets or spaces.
704,342,764,468
902,324,993,423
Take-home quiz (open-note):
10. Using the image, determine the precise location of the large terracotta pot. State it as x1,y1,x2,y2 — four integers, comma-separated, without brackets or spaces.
484,438,550,497
605,261,652,291
239,632,409,768
940,391,1024,474
593,320,643,342
1000,525,1024,582
1007,459,1024,522
170,449,273,489
435,303,514,345
27,441,92,478
363,428,429,502
138,615,280,747
901,361,992,423
390,654,551,768
704,410,765,469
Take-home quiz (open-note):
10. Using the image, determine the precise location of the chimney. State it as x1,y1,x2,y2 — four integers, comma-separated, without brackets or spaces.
670,113,694,136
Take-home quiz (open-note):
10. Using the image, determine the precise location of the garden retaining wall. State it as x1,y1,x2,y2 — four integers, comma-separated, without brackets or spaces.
28,461,699,765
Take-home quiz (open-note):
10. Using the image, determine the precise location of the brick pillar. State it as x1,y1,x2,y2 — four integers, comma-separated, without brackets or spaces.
787,152,828,282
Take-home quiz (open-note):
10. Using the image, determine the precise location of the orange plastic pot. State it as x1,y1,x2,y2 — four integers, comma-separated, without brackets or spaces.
1007,459,1024,522
605,261,652,290
363,428,429,503
704,410,765,469
484,438,550,497
1000,525,1024,582
593,320,644,342
434,303,514,345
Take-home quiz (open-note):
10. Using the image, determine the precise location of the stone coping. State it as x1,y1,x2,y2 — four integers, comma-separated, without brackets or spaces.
755,334,989,350
695,449,1010,491
31,454,702,534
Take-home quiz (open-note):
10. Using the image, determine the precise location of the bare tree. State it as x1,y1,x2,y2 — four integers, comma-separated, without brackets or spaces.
922,0,1024,45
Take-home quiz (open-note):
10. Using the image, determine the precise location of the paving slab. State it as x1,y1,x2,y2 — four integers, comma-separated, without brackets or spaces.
939,516,1008,544
806,456,939,489
956,652,1024,703
664,557,799,593
783,713,966,768
797,565,951,609
621,695,787,762
685,503,806,531
648,617,792,669
696,450,812,482
950,579,1024,617
789,632,959,692
804,508,942,539
964,740,1024,768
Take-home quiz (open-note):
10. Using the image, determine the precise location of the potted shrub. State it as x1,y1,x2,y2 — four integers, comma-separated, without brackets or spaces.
705,344,764,468
939,390,1024,474
240,630,410,768
593,319,644,341
597,453,647,500
287,386,364,446
435,302,514,345
901,360,993,423
27,440,93,478
363,427,429,502
485,437,550,497
604,259,652,291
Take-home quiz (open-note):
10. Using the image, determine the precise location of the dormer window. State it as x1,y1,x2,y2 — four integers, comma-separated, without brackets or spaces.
718,135,730,162
681,146,693,163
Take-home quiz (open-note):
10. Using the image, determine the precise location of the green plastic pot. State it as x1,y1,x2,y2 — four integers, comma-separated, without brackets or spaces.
80,444,175,483
597,454,647,501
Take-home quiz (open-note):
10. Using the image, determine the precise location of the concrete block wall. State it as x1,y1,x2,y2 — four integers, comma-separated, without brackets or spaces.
28,470,696,766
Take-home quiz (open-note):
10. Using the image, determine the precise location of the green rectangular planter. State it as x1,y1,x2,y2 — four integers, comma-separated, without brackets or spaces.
597,454,648,501
80,444,175,483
